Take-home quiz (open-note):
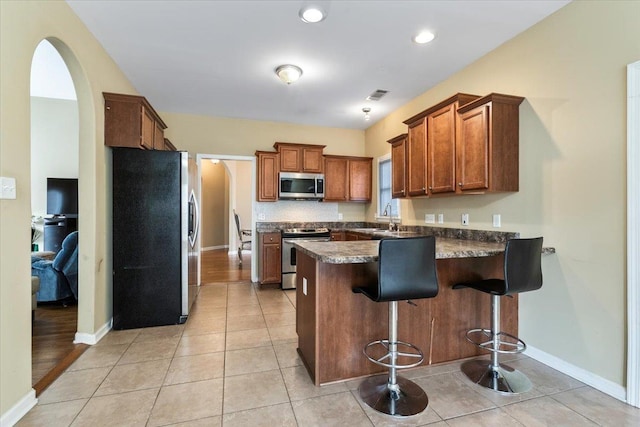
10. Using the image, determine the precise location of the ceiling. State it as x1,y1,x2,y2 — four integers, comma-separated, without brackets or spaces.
66,0,570,130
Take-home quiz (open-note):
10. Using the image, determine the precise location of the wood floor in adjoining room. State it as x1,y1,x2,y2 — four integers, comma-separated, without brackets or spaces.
32,304,87,396
201,248,251,284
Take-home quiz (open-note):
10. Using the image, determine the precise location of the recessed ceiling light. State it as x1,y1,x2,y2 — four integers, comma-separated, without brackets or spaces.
275,64,303,84
413,31,435,44
299,6,326,23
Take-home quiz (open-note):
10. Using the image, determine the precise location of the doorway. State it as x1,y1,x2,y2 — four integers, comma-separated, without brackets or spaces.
29,39,85,394
197,154,257,284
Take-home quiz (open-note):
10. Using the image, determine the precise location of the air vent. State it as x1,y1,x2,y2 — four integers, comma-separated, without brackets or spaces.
366,89,388,101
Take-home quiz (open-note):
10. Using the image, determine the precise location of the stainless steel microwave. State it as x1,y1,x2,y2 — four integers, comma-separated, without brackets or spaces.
279,172,324,200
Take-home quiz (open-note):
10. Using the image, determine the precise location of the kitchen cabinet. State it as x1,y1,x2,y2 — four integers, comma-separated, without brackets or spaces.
330,231,346,241
402,93,479,197
259,232,281,285
387,134,408,198
256,151,279,202
163,138,177,151
274,142,325,173
324,155,372,202
103,92,167,150
345,231,371,241
456,93,524,193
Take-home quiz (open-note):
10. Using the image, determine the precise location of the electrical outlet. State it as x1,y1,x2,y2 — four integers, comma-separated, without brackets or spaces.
461,213,469,226
425,213,435,224
258,212,266,221
338,213,343,220
437,213,444,224
493,214,501,228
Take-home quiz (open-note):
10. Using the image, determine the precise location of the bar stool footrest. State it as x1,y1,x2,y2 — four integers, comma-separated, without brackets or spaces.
363,339,424,369
465,328,527,354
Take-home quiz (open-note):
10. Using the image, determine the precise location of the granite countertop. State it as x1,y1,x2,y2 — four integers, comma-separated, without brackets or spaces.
293,238,555,264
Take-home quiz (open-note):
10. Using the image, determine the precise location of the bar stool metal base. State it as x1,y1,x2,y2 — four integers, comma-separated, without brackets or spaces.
359,374,428,417
461,359,532,394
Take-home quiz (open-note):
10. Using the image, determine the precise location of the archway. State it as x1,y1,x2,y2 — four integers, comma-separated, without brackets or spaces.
29,37,96,390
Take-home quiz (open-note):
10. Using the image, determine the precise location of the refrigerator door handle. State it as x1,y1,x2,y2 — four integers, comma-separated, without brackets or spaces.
188,189,200,248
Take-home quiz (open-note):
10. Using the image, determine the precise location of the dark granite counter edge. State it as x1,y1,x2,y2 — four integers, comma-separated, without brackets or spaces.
256,221,519,243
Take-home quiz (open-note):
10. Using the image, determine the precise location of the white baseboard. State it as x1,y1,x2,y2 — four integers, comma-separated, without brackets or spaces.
525,345,627,402
202,245,229,251
74,318,112,345
0,389,36,427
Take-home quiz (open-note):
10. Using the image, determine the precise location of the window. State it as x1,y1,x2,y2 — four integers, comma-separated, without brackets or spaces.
377,154,400,220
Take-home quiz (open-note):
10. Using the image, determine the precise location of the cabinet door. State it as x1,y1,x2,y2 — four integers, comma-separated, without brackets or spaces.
141,106,155,150
330,231,345,241
279,146,301,172
390,137,407,198
349,158,372,202
456,105,489,191
407,119,427,196
153,120,165,150
261,242,282,284
302,147,324,173
257,152,279,201
428,103,457,194
324,157,349,201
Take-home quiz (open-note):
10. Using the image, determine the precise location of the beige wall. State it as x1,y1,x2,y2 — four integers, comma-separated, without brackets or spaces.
200,161,229,249
162,111,366,157
0,0,136,417
365,0,639,386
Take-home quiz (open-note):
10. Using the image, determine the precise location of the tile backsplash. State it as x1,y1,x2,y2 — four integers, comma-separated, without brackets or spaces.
256,200,341,222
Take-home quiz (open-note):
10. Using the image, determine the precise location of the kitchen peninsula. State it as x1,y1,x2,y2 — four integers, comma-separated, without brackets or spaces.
293,234,555,386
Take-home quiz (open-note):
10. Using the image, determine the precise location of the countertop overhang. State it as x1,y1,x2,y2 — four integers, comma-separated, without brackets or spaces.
293,238,556,264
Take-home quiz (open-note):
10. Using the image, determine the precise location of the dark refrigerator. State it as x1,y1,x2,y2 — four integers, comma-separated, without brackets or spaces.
112,147,199,329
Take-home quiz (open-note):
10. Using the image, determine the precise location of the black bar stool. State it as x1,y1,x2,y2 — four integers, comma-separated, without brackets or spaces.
453,237,543,394
352,236,439,417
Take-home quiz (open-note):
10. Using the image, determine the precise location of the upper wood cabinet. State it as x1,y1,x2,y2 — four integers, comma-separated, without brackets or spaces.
324,155,372,202
387,134,408,198
256,151,279,202
104,92,167,150
402,93,479,197
456,93,524,193
163,138,177,151
405,117,428,196
274,142,325,173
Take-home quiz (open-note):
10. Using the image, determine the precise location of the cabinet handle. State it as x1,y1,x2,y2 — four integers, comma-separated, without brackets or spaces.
269,237,273,241
458,182,463,187
428,186,432,190
106,106,111,110
422,187,426,191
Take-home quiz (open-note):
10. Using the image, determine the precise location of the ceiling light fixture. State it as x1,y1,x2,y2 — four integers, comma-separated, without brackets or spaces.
299,6,326,23
210,159,220,164
275,64,303,84
362,107,371,121
413,31,436,44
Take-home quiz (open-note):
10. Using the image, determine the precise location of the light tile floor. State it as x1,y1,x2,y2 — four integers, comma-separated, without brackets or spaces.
18,282,640,426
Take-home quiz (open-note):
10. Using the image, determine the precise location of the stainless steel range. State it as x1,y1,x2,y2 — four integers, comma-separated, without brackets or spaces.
281,227,331,290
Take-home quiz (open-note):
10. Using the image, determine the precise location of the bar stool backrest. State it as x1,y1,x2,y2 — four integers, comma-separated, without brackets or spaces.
504,237,544,296
374,236,439,302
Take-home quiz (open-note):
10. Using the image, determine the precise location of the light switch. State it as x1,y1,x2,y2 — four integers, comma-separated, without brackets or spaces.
338,213,343,220
437,213,444,224
0,177,16,199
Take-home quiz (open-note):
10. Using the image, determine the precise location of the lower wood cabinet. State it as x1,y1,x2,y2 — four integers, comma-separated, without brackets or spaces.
330,231,345,241
259,232,281,285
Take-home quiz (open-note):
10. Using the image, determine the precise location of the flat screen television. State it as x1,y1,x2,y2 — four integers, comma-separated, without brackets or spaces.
47,178,78,217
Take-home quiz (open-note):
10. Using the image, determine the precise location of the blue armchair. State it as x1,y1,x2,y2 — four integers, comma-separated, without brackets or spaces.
31,231,78,303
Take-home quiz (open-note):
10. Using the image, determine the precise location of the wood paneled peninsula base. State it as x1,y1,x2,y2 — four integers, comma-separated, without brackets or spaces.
293,238,526,386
